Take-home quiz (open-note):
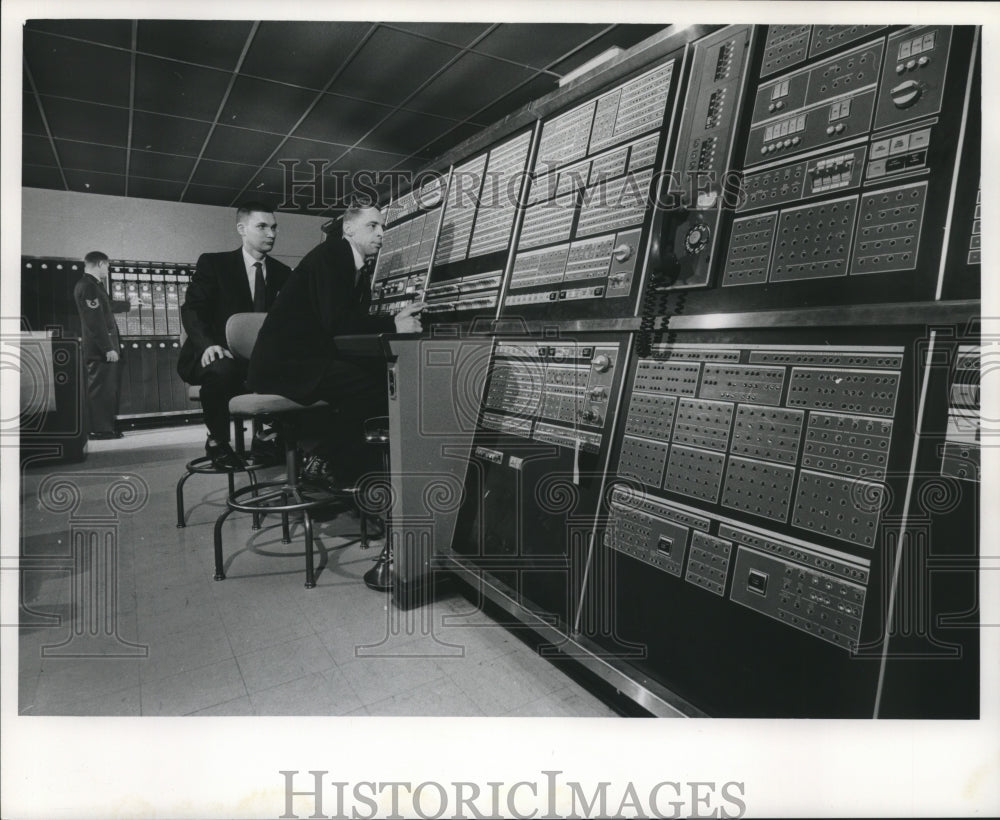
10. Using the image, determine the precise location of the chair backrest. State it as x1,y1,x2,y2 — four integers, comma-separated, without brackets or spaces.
226,312,267,361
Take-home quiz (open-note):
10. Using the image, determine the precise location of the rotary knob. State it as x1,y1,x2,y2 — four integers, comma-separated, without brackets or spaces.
890,79,923,109
684,222,711,254
579,408,602,424
592,354,611,373
589,386,607,400
613,243,633,263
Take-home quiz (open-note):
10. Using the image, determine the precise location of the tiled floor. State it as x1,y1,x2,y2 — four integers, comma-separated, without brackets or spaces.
18,426,622,717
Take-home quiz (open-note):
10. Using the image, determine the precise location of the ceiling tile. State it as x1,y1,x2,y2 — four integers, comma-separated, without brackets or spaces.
23,93,47,136
136,20,254,71
55,140,126,175
182,184,247,208
135,55,231,120
295,93,392,146
405,52,536,121
472,74,558,126
471,24,607,70
64,168,126,197
241,21,374,89
548,25,666,76
24,31,132,106
219,76,317,133
201,125,286,166
23,135,58,167
326,28,460,108
131,112,211,156
187,158,259,190
420,122,491,162
330,147,415,176
246,167,288,196
128,149,197,181
23,163,66,189
386,23,492,48
37,98,129,145
280,137,350,165
365,109,458,157
24,19,133,49
126,177,188,202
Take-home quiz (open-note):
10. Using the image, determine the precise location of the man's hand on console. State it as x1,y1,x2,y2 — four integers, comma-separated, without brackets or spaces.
393,301,425,334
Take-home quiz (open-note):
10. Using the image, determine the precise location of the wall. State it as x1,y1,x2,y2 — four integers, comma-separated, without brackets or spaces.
20,187,328,268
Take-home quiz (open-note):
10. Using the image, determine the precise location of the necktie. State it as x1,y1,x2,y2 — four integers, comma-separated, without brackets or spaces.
356,259,373,305
252,261,266,312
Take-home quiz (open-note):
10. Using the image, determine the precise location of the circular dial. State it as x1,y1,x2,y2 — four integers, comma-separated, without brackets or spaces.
684,221,711,255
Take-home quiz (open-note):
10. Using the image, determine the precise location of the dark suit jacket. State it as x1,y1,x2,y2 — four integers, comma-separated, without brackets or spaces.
73,274,128,360
248,235,395,404
177,247,291,382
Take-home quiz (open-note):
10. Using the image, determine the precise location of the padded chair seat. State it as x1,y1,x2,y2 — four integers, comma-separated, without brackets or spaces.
229,393,328,416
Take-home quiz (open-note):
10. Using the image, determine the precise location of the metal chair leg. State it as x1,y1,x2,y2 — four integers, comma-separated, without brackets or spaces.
176,469,193,528
213,506,235,581
303,512,316,589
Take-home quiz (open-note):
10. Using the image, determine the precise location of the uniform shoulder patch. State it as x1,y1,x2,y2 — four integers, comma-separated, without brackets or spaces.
86,298,100,309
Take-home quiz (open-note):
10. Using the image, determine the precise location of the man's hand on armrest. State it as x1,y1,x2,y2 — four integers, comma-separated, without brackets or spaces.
393,301,425,334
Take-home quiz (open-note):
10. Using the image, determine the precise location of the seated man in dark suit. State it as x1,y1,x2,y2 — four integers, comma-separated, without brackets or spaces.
178,200,292,468
248,203,424,487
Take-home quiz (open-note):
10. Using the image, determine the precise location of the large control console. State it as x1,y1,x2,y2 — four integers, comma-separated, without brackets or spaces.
371,23,980,718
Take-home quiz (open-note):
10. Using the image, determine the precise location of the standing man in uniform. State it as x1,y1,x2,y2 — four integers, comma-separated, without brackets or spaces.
178,201,292,469
73,251,136,440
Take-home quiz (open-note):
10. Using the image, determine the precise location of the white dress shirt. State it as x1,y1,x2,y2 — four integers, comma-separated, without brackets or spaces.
242,247,267,301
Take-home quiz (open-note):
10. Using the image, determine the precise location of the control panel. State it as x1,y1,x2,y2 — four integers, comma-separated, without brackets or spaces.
422,129,535,319
370,176,444,316
682,23,979,311
652,25,755,290
940,344,980,483
481,340,620,454
450,334,630,625
609,342,902,549
498,53,683,322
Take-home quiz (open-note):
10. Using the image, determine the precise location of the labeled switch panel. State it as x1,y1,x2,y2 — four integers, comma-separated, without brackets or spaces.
787,367,899,416
739,146,867,213
502,54,679,319
670,26,752,188
604,488,709,576
866,124,932,181
610,342,901,545
699,363,785,405
481,340,621,454
730,538,869,650
685,531,734,595
874,26,953,130
750,40,885,123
